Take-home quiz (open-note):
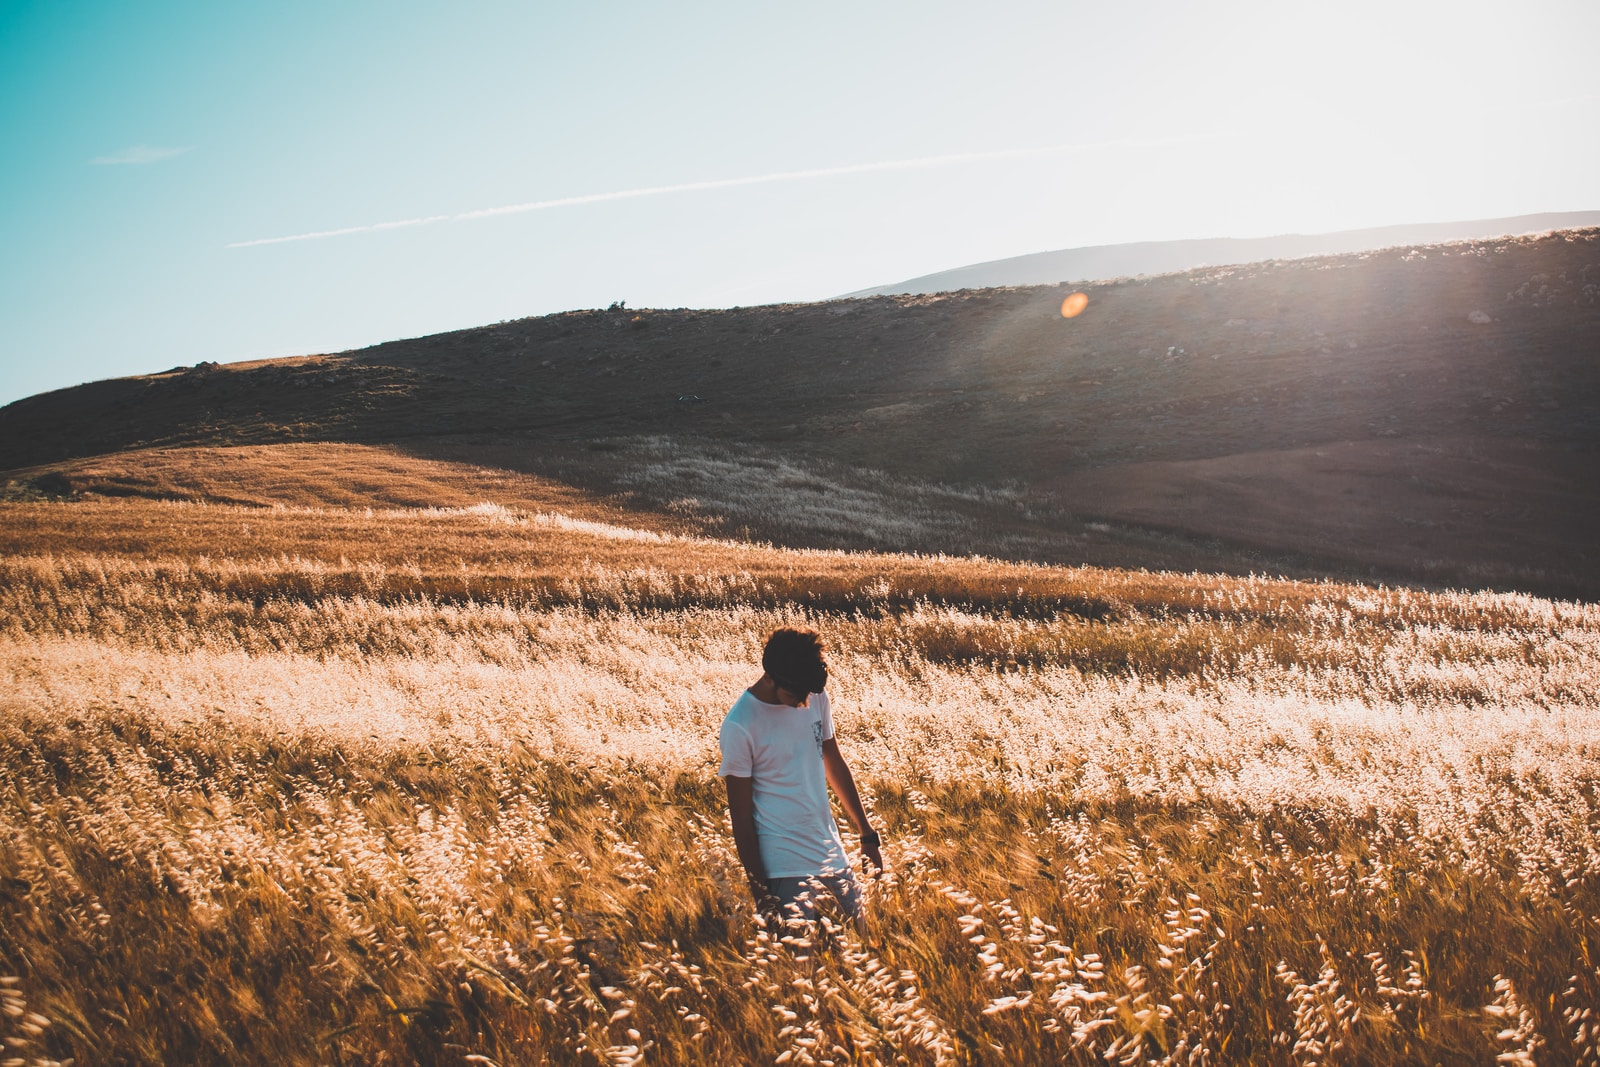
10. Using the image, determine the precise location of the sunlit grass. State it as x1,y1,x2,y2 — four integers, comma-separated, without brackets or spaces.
1,496,1597,1065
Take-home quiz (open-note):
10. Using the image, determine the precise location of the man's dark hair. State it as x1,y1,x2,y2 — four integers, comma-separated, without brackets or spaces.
763,627,828,696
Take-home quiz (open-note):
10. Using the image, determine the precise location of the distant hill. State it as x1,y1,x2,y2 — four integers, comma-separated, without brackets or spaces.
848,211,1600,296
3,228,1598,598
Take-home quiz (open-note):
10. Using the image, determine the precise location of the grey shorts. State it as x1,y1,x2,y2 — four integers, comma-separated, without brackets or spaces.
766,872,864,923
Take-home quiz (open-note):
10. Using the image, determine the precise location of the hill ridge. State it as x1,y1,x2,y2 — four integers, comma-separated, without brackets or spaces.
848,210,1600,296
4,228,1598,597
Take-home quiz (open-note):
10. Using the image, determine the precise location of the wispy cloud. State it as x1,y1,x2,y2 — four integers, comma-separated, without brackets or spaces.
91,145,193,166
227,136,1201,249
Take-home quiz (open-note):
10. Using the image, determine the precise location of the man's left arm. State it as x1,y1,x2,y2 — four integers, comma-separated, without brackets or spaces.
821,738,883,874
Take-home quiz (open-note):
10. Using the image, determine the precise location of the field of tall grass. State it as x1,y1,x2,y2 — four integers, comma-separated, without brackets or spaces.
2,491,1598,1065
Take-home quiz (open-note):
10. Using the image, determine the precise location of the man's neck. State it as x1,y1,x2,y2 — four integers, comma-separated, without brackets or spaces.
748,674,806,707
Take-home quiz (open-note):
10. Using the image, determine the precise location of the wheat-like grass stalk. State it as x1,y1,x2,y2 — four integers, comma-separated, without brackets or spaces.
1,497,1597,1064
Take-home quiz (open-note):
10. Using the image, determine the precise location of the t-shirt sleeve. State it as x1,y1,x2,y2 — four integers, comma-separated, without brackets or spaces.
718,716,754,778
818,691,836,742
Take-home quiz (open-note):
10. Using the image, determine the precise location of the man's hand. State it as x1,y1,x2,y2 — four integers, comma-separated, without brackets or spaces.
747,874,773,906
748,877,784,923
859,832,885,877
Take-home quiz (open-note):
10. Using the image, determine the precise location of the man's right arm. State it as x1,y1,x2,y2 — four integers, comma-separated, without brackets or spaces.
724,775,769,903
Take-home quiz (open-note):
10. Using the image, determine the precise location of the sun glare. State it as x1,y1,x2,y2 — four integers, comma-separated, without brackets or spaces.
1060,291,1088,318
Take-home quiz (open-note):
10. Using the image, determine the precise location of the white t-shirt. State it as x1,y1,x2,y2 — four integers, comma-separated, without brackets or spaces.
718,688,849,878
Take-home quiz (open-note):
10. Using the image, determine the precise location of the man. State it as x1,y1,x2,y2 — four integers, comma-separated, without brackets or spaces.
719,627,884,926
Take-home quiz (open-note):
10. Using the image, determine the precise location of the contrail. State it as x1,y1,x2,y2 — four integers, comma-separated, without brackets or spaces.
226,136,1199,249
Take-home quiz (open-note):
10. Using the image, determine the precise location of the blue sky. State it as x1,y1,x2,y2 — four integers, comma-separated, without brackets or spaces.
2,0,1597,406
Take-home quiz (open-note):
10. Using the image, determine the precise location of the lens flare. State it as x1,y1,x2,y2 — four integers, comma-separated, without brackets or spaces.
1060,292,1089,318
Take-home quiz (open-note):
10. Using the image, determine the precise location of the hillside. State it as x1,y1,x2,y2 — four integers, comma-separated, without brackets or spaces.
849,210,1600,296
3,229,1598,597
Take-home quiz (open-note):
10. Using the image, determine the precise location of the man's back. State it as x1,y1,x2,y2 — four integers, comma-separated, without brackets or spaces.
719,688,847,879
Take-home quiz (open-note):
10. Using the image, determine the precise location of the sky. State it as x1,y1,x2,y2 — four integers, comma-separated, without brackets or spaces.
2,0,1597,406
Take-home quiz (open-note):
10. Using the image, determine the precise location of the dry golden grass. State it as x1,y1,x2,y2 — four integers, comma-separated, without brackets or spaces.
2,491,1598,1066
3,442,684,519
5,494,1574,625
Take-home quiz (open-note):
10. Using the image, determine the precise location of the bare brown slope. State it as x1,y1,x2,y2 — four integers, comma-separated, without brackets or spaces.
2,230,1598,596
1047,437,1597,594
